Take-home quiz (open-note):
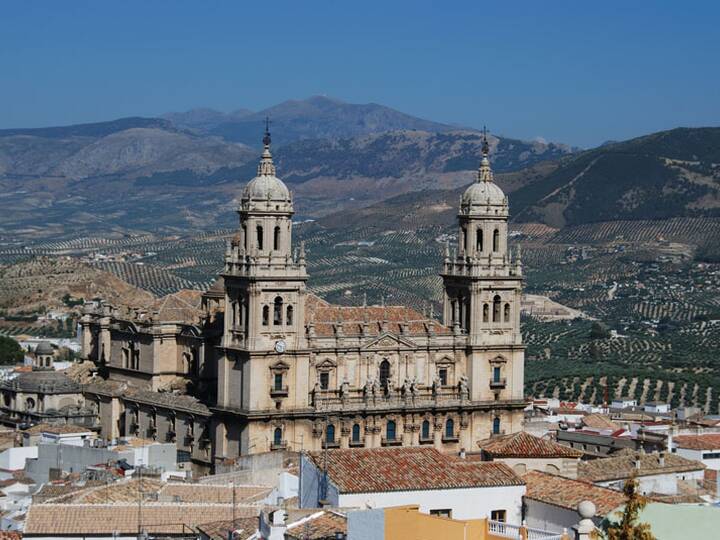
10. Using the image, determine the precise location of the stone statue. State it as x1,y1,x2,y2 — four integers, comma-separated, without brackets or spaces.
458,375,469,398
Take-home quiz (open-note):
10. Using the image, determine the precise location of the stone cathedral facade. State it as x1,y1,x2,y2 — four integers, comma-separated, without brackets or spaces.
78,129,526,468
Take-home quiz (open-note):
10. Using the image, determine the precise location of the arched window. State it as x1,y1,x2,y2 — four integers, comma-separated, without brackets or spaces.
352,423,361,443
476,229,483,252
273,226,281,251
26,398,35,411
273,296,283,325
504,303,510,322
493,229,499,252
273,427,282,446
493,295,501,322
242,225,247,251
262,305,269,326
326,424,335,444
493,417,501,435
461,227,467,252
379,360,391,388
421,420,431,440
445,418,454,438
286,305,293,326
386,420,396,441
256,225,264,250
483,303,489,322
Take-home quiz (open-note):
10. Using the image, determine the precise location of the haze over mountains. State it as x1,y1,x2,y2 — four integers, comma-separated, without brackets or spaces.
0,95,718,244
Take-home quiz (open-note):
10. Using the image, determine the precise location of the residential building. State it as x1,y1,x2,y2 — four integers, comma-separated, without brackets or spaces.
673,433,720,470
522,471,626,534
299,446,525,523
474,431,582,478
577,450,705,495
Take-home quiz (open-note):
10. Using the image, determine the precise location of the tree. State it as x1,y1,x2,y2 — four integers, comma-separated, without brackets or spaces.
0,336,24,365
590,321,611,340
603,475,655,540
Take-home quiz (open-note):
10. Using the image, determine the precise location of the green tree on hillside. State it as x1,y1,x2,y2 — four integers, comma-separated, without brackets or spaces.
0,336,24,365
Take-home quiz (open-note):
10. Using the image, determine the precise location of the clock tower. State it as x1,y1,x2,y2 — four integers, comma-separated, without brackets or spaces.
215,124,310,456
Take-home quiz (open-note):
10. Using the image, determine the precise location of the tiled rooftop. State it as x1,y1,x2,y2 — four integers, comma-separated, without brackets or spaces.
24,503,258,535
477,431,583,458
578,451,704,483
582,414,621,431
23,422,93,435
673,433,720,450
306,447,523,494
196,517,259,540
523,470,626,516
286,510,347,540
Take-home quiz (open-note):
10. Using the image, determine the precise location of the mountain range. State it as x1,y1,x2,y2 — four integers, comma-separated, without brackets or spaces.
1,96,718,244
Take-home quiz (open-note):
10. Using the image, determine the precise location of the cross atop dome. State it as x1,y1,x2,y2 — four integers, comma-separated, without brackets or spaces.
263,116,272,148
478,126,493,183
258,117,276,177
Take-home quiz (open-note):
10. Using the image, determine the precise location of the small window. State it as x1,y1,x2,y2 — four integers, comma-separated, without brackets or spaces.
438,368,448,386
379,360,391,387
491,510,506,523
445,418,454,438
493,366,501,383
326,424,335,444
386,420,397,441
256,225,264,251
273,296,283,325
493,229,499,252
273,226,281,251
319,372,329,390
504,303,510,322
274,373,283,391
493,417,501,435
273,427,282,446
493,295,501,322
461,227,467,252
483,303,489,323
242,224,247,251
262,305,269,326
286,305,293,325
430,509,452,519
476,229,483,252
352,424,361,442
421,420,431,440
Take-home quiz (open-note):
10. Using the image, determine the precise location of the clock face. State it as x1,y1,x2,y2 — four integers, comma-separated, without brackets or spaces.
274,340,286,353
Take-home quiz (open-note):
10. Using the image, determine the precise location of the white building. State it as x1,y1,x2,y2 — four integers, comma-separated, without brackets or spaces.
0,447,38,471
673,434,720,470
300,446,525,524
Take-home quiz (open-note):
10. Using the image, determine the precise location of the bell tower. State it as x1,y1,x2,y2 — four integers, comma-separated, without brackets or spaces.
441,129,524,404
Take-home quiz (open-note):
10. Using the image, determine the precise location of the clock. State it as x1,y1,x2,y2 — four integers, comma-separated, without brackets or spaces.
274,340,286,354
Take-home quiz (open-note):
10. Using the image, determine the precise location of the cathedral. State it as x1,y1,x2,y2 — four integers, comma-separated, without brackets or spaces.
75,128,526,470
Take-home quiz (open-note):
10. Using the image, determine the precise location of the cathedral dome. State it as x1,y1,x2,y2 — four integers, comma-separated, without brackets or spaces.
240,127,292,205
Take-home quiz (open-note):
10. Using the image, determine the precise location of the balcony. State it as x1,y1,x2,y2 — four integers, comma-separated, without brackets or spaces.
270,440,287,451
381,437,402,447
270,385,289,398
419,436,434,445
490,430,506,438
322,439,340,449
442,433,459,443
348,438,365,448
489,378,507,389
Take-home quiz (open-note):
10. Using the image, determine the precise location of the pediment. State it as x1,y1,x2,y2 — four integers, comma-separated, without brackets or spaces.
315,357,338,370
361,332,416,351
269,359,291,371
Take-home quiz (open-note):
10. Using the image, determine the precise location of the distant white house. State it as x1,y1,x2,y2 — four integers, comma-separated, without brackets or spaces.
611,398,637,409
643,402,670,414
673,434,720,471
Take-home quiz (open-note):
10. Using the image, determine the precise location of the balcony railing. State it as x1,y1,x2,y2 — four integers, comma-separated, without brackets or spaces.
488,520,565,540
419,436,434,445
490,378,507,389
381,437,402,447
322,440,340,449
442,433,459,443
270,440,287,451
270,385,289,397
348,438,365,448
490,430,507,438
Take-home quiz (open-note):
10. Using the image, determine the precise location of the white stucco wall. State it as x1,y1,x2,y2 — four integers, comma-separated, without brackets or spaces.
0,446,38,471
596,470,704,495
338,484,525,524
676,447,720,471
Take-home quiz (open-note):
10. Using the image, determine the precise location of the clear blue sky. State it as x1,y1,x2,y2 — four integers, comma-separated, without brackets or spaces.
1,0,718,147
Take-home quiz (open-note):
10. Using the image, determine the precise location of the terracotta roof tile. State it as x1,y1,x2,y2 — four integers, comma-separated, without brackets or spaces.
306,447,523,494
24,503,259,535
523,471,626,516
196,518,258,540
307,304,451,337
578,451,704,483
674,434,720,451
23,423,93,435
477,432,583,458
582,414,621,431
286,511,347,540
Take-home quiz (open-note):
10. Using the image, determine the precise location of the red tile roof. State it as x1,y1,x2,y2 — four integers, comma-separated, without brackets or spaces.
305,447,524,494
523,471,626,516
674,434,720,451
286,511,347,540
477,432,582,459
578,451,704,483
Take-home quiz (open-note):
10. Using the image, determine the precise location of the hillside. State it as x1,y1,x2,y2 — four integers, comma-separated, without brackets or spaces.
511,127,720,227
